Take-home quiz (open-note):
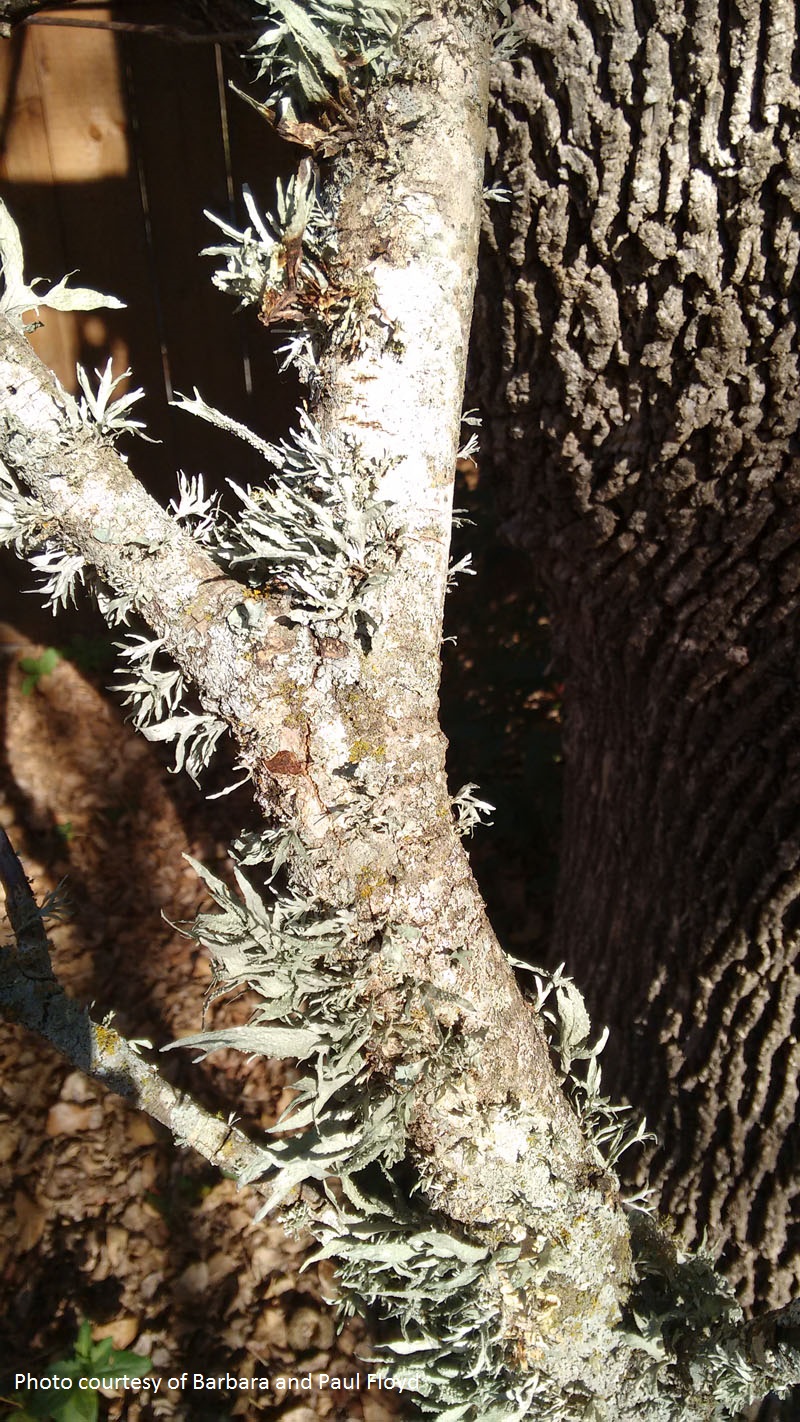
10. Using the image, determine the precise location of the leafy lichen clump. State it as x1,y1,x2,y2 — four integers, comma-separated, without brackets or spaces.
249,0,412,118
170,394,401,633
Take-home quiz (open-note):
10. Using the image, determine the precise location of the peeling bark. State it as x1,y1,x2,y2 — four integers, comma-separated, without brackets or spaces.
473,0,800,1306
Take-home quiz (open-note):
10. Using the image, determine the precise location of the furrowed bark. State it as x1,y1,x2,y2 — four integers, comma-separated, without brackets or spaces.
472,0,800,1308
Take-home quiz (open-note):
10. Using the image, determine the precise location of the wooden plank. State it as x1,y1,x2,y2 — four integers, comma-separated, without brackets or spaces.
0,9,131,389
0,8,290,503
118,28,279,492
0,11,182,496
224,71,304,448
9,11,128,182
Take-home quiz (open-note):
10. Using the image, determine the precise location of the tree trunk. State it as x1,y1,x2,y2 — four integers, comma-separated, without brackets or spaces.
473,0,800,1307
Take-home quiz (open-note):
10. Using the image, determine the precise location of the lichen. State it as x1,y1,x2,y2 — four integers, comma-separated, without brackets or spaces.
277,677,310,728
355,865,388,899
348,737,386,762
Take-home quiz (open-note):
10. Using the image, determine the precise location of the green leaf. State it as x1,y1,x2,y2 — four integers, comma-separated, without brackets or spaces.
13,1395,61,1419
51,1390,97,1422
47,1361,83,1382
87,1337,113,1368
18,647,61,694
102,1349,151,1378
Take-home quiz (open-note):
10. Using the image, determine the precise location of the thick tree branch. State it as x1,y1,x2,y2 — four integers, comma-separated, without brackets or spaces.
0,12,602,1264
0,69,642,1413
0,4,670,1409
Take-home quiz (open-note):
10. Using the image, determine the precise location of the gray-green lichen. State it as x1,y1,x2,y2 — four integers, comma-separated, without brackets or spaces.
248,0,412,119
0,7,796,1418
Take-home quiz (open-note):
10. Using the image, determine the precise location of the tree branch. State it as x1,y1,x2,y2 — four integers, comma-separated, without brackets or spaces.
0,321,309,782
0,827,273,1185
0,4,647,1408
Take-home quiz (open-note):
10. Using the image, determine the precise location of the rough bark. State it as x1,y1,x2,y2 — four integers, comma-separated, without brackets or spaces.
472,0,800,1306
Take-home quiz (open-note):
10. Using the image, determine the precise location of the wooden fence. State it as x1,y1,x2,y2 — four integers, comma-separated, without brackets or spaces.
0,3,294,503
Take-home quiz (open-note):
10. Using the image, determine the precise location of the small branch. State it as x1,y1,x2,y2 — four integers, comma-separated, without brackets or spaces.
0,824,53,968
0,320,311,800
0,320,279,645
0,0,264,41
0,826,272,1184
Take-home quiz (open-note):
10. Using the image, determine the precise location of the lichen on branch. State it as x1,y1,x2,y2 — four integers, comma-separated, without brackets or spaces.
0,0,798,1416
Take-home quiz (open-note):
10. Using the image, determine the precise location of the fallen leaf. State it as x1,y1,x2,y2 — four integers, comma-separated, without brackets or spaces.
128,1115,159,1146
93,1316,140,1350
45,1102,103,1135
175,1260,209,1298
14,1190,46,1250
59,1070,96,1104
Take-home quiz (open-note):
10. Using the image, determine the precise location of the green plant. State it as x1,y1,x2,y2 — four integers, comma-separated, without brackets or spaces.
18,648,61,695
3,1320,151,1422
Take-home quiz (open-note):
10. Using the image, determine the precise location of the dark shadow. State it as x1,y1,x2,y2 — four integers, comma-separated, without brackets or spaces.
440,462,563,961
0,173,301,502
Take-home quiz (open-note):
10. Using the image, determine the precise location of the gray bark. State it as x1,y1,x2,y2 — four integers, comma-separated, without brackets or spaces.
473,0,800,1307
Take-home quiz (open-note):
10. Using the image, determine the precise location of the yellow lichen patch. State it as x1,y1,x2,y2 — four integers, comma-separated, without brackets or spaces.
93,1022,121,1057
348,737,386,763
277,678,310,729
355,865,388,901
